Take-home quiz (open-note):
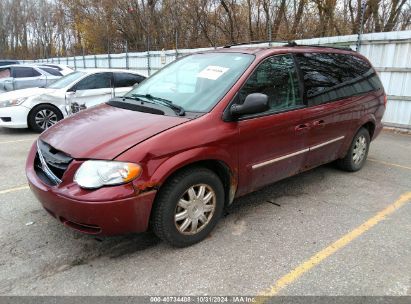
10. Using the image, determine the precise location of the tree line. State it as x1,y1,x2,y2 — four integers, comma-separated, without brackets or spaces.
1,0,410,60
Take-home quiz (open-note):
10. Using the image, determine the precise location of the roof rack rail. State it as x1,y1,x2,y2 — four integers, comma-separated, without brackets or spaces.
284,41,298,47
284,41,354,51
222,40,353,51
223,40,289,48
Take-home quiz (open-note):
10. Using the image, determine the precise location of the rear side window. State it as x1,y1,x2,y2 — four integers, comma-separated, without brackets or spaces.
13,67,41,78
39,67,62,76
238,54,303,115
0,60,19,66
296,53,383,105
0,68,11,79
43,64,63,71
114,73,145,88
75,73,112,90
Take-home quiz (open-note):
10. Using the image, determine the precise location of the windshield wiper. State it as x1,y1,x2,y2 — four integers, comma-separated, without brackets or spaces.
131,93,185,116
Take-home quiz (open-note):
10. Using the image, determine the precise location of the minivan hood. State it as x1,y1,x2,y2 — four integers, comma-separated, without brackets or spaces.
40,103,190,159
0,87,53,102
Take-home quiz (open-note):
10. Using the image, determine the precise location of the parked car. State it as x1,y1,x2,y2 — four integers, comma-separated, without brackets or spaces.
39,63,74,75
0,64,62,92
0,60,20,66
26,45,386,247
0,69,145,132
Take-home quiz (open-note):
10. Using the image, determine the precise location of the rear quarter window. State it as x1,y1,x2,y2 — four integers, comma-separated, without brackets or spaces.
114,73,145,88
0,61,18,66
43,64,63,71
296,53,383,106
13,67,41,78
39,67,62,76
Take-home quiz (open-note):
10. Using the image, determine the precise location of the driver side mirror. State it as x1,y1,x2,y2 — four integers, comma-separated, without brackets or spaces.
67,86,76,93
3,78,14,91
230,93,269,118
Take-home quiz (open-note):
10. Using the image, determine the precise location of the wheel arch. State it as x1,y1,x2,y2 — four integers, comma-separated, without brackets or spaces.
361,121,376,140
338,115,377,160
160,159,236,208
357,113,377,140
143,148,238,211
27,103,64,127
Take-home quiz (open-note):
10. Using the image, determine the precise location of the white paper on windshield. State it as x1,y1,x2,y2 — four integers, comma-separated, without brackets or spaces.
197,66,229,80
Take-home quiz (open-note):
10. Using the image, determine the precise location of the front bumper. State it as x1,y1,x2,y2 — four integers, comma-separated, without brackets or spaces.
0,105,29,128
26,143,157,236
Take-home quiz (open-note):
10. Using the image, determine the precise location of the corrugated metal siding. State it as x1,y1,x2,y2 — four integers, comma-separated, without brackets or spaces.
349,33,411,128
32,31,411,128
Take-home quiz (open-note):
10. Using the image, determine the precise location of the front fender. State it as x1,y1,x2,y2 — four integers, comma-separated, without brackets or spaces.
118,145,238,203
27,95,66,117
151,146,236,185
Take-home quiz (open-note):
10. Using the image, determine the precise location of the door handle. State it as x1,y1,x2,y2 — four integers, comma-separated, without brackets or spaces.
313,120,325,127
295,123,310,132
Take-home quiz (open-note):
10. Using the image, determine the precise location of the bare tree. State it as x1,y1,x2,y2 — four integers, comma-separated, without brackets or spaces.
0,0,410,59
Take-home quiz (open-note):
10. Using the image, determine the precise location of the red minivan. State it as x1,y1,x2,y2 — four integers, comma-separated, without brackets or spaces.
26,45,386,247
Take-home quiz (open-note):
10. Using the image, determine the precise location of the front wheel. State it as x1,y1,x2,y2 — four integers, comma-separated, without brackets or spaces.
337,127,370,172
28,104,63,133
151,167,224,247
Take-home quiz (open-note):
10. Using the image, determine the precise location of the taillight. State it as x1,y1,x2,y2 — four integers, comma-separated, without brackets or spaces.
384,95,387,107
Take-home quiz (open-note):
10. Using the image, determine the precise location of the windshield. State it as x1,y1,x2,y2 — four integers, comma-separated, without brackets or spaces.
46,71,86,89
125,53,254,112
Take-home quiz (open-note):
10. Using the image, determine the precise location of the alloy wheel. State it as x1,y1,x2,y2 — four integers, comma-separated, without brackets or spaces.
352,135,367,164
174,184,216,235
35,109,58,130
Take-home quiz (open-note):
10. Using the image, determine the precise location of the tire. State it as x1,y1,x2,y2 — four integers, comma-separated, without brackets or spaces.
151,167,225,247
28,104,63,133
337,127,370,172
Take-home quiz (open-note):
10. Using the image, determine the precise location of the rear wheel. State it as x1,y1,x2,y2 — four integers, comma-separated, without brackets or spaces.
151,167,224,247
337,127,370,172
28,104,63,133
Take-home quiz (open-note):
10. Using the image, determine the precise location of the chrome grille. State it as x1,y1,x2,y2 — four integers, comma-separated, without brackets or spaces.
34,140,72,185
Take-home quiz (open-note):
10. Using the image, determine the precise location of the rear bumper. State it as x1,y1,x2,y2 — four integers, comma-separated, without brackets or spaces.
0,105,29,128
26,144,157,236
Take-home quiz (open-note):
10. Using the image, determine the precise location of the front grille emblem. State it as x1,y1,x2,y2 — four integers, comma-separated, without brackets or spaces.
37,140,62,185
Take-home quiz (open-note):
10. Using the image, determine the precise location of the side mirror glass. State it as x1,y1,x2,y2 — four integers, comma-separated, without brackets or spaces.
230,93,269,118
3,78,14,91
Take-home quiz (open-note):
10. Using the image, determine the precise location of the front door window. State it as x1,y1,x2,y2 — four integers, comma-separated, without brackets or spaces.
237,54,303,117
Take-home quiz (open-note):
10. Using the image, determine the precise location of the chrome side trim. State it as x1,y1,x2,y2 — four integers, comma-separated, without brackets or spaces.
252,148,309,169
36,140,62,185
251,135,345,170
310,136,345,151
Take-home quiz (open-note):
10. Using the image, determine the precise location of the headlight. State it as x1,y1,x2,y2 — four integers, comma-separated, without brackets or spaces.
74,160,142,189
0,97,27,108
